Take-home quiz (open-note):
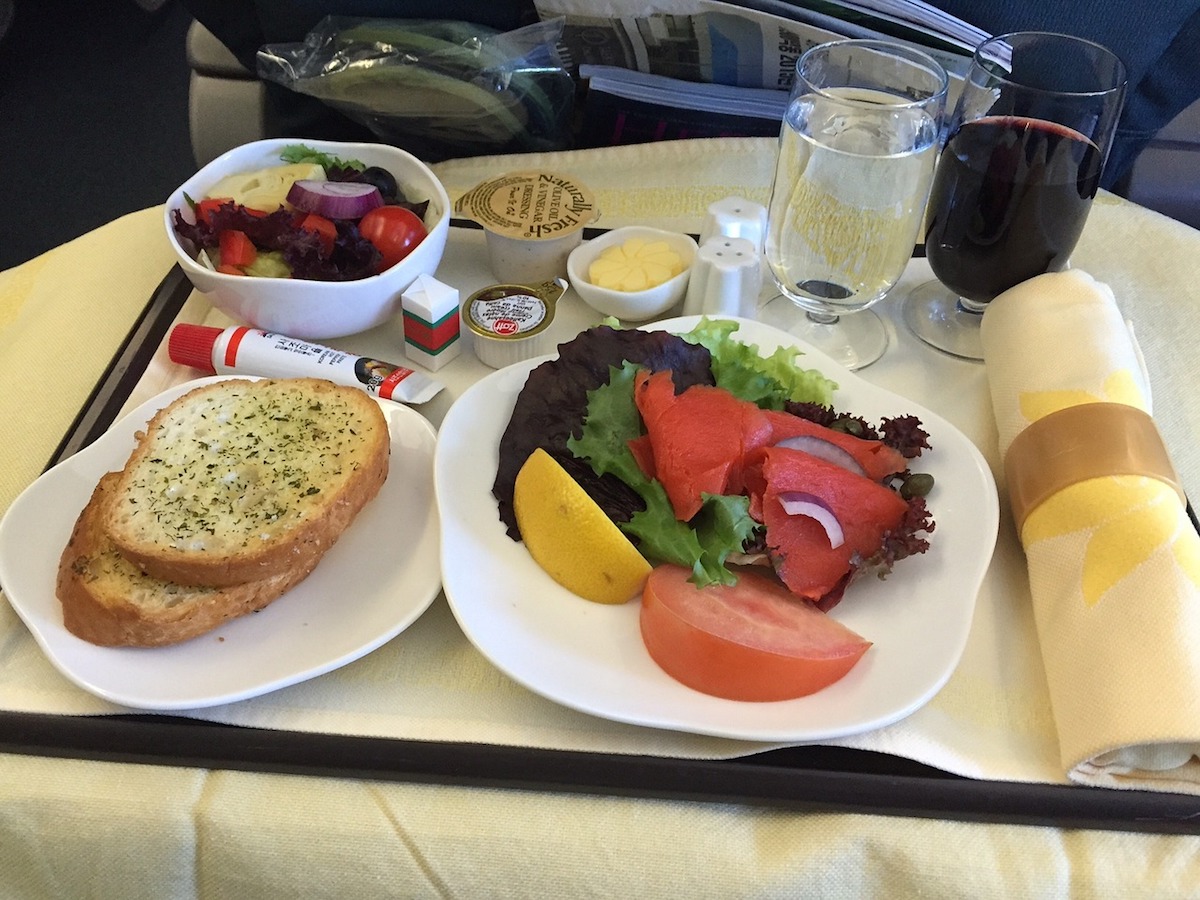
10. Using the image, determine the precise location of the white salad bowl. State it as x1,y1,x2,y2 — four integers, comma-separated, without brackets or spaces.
164,138,451,340
566,226,698,322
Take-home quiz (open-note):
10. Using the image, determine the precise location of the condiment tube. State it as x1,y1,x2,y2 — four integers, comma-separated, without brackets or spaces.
168,324,444,404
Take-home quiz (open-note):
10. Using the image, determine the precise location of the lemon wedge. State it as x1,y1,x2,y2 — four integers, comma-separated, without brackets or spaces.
588,238,685,292
513,448,652,604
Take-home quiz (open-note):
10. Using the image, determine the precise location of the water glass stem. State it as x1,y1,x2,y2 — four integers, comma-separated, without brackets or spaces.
806,310,841,326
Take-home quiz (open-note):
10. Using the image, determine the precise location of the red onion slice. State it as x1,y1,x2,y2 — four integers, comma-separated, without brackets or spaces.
775,435,866,478
286,180,383,219
778,491,845,548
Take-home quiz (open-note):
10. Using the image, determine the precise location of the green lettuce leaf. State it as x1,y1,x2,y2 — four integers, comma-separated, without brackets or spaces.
279,143,365,172
568,361,760,587
567,363,702,572
680,317,837,408
688,493,759,585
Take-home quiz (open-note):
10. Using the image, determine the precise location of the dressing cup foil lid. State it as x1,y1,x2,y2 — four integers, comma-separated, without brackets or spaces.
454,170,597,241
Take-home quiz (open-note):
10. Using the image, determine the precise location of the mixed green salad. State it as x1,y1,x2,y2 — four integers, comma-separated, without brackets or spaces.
172,144,430,281
494,319,935,600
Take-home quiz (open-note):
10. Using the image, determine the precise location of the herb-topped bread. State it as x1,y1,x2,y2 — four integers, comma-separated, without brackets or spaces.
101,378,390,588
57,472,320,646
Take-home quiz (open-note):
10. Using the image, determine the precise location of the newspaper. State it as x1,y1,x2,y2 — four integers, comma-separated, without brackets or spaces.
831,0,987,50
729,0,984,54
534,0,981,93
580,64,788,119
538,0,978,146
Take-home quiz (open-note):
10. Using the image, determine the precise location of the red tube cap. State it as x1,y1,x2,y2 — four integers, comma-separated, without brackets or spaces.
168,323,222,374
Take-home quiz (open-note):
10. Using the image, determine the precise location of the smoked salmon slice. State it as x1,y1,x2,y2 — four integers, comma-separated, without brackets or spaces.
632,369,772,521
759,409,907,482
629,368,920,606
759,447,909,601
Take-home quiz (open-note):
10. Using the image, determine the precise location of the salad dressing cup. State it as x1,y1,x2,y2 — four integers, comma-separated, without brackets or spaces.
454,170,597,283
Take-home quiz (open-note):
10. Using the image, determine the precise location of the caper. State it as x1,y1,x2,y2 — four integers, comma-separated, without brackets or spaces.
830,418,864,436
900,472,934,499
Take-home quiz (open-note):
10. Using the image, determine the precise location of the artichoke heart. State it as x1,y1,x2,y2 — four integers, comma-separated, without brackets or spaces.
206,163,327,211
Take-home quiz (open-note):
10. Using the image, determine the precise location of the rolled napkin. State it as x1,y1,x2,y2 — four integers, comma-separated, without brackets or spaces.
980,269,1200,793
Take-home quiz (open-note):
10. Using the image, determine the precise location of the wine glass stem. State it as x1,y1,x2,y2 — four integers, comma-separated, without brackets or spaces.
957,297,988,316
806,310,841,326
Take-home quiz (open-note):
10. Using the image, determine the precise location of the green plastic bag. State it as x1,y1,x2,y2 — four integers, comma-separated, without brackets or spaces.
258,16,575,161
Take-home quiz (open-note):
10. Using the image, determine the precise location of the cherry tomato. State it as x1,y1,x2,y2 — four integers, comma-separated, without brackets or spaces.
358,206,427,272
639,564,871,701
216,263,245,276
297,213,337,256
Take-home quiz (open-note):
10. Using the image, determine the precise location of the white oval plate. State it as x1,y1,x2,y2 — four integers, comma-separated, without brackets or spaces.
0,376,441,710
436,316,999,742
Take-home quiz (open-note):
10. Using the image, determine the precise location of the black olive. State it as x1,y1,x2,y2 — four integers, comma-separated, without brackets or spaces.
358,166,401,204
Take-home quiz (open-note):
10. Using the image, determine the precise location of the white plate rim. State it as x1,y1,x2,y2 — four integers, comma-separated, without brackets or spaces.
435,315,1000,742
0,375,441,710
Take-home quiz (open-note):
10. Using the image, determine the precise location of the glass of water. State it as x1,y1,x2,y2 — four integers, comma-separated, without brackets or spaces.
762,40,948,370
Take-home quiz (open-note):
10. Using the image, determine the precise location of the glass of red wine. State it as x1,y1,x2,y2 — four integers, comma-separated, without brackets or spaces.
903,32,1127,360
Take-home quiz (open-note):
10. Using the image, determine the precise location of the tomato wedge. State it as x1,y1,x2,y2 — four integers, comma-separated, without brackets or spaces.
359,205,427,272
640,564,871,701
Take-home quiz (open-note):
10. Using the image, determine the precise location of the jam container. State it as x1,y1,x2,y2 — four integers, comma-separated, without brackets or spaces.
454,170,597,283
464,279,567,369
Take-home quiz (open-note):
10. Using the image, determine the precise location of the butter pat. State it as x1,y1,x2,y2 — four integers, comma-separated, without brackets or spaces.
401,274,461,371
589,238,685,291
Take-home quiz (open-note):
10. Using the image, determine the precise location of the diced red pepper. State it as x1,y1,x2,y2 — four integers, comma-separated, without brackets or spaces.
296,213,337,256
195,197,233,225
195,197,269,224
218,229,257,269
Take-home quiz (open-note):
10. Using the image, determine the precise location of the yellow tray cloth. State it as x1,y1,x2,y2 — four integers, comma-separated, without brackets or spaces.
980,269,1200,792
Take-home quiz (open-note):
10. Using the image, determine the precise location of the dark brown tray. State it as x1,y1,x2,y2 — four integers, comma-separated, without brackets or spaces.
4,260,1199,837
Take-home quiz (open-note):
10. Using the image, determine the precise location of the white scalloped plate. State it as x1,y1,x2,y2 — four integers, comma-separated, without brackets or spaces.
436,316,998,742
0,376,441,710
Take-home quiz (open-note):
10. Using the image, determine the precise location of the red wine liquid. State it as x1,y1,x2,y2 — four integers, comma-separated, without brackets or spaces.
924,116,1102,303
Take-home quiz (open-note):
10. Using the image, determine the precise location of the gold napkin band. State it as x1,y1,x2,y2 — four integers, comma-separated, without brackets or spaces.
1005,402,1185,531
